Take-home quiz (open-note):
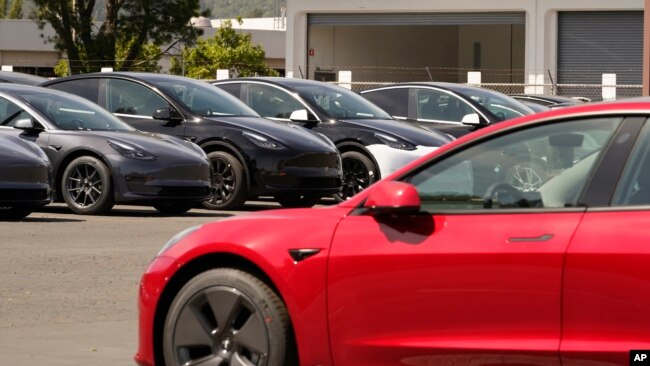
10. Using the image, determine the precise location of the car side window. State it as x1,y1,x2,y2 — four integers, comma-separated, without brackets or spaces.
106,79,168,117
362,88,408,119
612,121,650,206
47,78,100,104
417,88,475,122
247,83,305,119
0,97,39,127
217,83,242,99
403,117,622,211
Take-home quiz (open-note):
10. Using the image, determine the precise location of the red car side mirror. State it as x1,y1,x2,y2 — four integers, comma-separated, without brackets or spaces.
363,181,421,215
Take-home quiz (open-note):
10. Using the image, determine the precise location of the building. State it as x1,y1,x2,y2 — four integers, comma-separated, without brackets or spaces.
0,20,60,77
286,0,644,98
0,17,286,78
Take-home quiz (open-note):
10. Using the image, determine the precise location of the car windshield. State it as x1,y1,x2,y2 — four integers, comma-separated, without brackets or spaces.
294,83,392,120
153,78,259,117
449,85,533,121
18,90,135,131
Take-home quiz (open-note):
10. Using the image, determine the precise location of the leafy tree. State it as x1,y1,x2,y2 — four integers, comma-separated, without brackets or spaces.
0,0,23,19
171,19,278,78
31,0,209,74
8,0,21,18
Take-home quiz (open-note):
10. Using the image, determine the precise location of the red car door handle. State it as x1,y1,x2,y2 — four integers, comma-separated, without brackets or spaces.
508,234,554,243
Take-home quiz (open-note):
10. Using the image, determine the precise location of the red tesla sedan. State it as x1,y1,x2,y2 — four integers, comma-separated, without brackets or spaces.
136,100,650,366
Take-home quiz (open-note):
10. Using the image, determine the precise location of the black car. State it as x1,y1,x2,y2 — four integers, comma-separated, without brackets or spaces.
41,73,342,209
0,71,48,85
0,84,212,215
360,82,534,138
212,77,451,200
0,135,51,219
509,94,587,109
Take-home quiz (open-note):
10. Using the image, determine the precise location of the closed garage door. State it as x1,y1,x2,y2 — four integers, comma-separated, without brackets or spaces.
558,11,642,100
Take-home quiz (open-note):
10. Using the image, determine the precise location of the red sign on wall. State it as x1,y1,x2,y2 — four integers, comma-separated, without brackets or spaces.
309,49,315,56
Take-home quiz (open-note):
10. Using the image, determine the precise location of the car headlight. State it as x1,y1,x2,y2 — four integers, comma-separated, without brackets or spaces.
107,140,157,160
374,133,416,151
158,225,202,256
242,131,286,150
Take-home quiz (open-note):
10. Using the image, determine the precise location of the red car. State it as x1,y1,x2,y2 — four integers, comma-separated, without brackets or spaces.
136,100,650,366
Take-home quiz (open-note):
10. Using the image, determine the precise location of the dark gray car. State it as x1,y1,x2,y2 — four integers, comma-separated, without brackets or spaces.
0,84,212,215
0,135,51,219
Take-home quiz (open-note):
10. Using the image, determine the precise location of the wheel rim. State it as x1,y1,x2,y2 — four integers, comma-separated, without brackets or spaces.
172,286,269,366
340,157,371,200
507,165,543,192
66,163,103,208
208,158,236,206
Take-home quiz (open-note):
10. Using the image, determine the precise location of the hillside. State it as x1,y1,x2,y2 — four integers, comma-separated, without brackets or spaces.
35,0,288,21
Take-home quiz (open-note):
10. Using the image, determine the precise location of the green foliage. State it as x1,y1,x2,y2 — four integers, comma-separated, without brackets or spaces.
31,0,208,74
171,19,278,79
8,0,21,18
0,0,23,19
54,59,70,77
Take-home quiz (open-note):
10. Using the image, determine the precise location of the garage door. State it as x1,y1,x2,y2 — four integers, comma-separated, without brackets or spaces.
558,11,643,99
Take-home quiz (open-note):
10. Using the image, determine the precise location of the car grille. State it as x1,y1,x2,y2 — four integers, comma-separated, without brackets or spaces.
284,153,340,169
0,188,49,201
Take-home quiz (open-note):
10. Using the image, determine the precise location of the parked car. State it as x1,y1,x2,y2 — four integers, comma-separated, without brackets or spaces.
137,99,650,366
213,77,452,200
0,70,48,85
509,94,588,109
0,84,212,215
360,82,534,138
41,73,342,209
0,135,51,219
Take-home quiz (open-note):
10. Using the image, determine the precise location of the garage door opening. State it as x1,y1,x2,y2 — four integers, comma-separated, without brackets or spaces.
307,13,525,86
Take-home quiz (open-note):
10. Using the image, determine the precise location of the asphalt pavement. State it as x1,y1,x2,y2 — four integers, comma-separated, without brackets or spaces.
0,201,284,365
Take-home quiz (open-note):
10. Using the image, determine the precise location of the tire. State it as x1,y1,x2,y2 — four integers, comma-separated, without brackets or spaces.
202,151,247,210
153,202,194,215
0,206,33,220
275,194,322,208
505,161,547,192
163,268,291,366
61,156,114,215
334,151,378,202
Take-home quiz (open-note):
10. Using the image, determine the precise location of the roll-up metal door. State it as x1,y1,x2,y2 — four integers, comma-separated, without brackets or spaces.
308,13,525,26
558,11,642,98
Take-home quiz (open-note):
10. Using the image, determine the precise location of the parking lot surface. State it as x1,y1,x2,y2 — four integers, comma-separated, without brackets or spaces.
0,201,285,365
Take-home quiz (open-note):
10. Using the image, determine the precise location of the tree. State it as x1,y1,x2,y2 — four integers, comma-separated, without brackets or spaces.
31,0,209,74
171,19,278,79
0,0,23,19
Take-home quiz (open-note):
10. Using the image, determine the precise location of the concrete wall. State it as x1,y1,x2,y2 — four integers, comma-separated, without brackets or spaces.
286,0,644,83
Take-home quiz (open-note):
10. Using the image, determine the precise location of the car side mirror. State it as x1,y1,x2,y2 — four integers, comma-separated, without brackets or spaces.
363,181,421,215
289,109,317,123
461,113,481,125
153,107,183,124
13,118,42,131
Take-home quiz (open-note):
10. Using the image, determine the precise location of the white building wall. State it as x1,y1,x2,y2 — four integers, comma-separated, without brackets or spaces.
286,0,643,83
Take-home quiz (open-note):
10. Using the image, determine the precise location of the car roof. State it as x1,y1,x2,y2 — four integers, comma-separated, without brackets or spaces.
41,71,206,86
0,71,48,86
215,77,335,90
360,82,488,94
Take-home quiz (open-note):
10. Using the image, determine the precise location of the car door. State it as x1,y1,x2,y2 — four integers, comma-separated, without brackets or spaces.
360,87,410,121
0,96,52,160
327,116,625,366
102,78,186,138
561,117,650,365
